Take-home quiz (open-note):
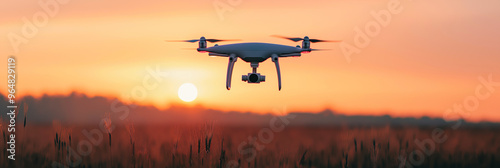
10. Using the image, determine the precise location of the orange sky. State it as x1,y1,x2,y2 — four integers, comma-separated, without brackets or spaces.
1,0,499,122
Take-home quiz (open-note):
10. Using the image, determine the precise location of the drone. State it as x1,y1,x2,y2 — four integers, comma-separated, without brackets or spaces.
167,35,340,90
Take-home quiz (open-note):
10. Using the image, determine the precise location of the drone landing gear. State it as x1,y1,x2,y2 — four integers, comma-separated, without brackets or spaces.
271,54,282,91
225,54,282,91
226,54,237,90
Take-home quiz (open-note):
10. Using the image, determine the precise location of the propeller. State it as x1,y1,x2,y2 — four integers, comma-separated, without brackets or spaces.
165,39,241,43
309,49,332,51
271,35,341,43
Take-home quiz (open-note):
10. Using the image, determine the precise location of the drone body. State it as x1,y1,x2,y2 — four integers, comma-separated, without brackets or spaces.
168,36,339,90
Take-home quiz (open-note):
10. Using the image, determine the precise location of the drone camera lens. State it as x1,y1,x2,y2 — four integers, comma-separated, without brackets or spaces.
249,74,259,83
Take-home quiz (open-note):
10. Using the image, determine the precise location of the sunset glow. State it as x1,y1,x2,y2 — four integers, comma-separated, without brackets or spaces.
178,83,198,102
0,0,499,122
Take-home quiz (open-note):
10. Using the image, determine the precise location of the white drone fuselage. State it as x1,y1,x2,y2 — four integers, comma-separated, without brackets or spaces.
199,42,307,62
197,42,313,91
167,36,337,90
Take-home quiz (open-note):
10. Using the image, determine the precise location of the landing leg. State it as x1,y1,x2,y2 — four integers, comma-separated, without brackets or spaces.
271,54,282,90
226,54,237,90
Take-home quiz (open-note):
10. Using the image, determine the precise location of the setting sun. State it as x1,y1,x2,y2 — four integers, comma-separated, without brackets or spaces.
178,83,198,102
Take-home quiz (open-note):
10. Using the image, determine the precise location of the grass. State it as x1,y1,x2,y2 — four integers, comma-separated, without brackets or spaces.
0,123,499,167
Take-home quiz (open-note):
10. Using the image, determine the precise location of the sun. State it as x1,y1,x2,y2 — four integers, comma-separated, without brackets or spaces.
178,83,198,102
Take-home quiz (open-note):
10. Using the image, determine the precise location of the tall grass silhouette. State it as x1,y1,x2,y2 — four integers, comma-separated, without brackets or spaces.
2,118,499,167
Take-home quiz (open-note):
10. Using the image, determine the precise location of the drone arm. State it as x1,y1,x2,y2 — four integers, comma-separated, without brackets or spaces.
271,54,282,91
209,53,229,57
279,53,301,57
226,54,237,90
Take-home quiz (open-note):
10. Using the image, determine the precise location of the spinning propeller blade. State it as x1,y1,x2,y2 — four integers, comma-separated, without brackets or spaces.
166,39,241,43
206,39,241,43
165,39,199,43
310,49,332,51
309,39,342,43
270,35,303,42
271,35,341,43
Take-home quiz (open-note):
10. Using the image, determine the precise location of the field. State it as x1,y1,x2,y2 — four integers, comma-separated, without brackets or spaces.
1,122,499,168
